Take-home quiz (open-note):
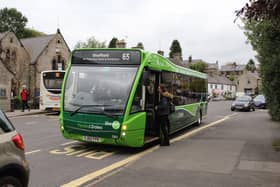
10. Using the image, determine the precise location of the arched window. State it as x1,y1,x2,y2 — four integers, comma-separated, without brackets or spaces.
6,49,10,60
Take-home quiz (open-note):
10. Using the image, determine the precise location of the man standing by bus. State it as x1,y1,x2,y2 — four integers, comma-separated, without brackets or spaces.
20,85,30,112
156,84,173,146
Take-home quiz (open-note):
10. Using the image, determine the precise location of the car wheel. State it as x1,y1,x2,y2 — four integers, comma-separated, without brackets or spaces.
252,106,255,111
0,176,22,187
231,108,235,111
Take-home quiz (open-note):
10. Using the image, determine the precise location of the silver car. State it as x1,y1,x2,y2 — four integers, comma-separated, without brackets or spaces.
0,110,29,187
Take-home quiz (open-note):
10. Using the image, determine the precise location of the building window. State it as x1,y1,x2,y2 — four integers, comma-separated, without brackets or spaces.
0,88,7,97
57,40,61,44
6,49,10,60
221,84,224,90
215,84,217,89
237,80,239,85
52,59,57,70
230,85,232,91
210,84,213,89
10,37,13,43
248,80,251,84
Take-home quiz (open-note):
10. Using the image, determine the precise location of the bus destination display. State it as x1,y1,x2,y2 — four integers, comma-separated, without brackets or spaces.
72,50,141,65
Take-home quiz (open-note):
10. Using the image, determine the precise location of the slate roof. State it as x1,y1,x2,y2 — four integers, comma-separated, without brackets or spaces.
21,34,55,64
208,75,235,85
220,64,246,72
207,63,218,70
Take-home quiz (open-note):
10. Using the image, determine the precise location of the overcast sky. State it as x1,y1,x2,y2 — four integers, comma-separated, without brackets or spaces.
1,0,257,65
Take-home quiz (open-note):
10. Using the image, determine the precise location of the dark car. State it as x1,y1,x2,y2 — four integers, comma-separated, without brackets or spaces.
231,95,255,112
0,110,29,187
253,95,266,109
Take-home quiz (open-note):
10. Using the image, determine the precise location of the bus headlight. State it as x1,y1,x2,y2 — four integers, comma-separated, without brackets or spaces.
122,132,126,136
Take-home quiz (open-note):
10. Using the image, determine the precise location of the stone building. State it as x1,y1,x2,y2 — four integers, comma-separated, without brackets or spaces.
21,29,71,106
0,60,13,111
220,62,261,96
0,32,31,111
236,71,261,96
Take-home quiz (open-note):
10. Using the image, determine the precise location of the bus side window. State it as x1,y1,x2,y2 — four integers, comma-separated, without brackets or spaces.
131,83,142,113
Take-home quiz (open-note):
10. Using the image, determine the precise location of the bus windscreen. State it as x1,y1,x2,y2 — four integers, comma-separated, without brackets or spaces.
43,72,65,92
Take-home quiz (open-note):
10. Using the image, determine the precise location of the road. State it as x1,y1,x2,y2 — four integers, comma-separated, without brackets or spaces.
9,101,237,186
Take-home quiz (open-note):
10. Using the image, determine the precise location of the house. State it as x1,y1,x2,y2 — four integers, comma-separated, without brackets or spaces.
220,62,246,78
220,62,261,96
0,60,14,111
0,31,31,111
21,29,71,105
208,75,236,98
236,71,261,96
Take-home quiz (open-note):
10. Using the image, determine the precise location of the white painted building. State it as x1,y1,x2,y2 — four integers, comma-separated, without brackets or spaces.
208,75,236,99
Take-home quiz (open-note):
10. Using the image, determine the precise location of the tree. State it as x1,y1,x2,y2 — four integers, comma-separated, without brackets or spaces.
108,37,118,48
75,36,106,49
0,8,28,38
237,0,280,121
169,40,182,58
21,28,45,38
189,61,208,73
246,59,256,72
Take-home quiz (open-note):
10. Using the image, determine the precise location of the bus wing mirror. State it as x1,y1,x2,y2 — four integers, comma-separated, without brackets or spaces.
142,71,150,86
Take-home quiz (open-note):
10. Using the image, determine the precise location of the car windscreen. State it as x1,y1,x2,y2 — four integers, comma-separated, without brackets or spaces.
0,111,15,134
236,96,251,102
254,95,265,101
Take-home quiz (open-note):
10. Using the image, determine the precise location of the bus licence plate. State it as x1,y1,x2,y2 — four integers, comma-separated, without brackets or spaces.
83,136,101,143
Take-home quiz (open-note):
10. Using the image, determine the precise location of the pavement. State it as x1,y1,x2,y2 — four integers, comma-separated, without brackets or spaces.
95,110,280,187
5,109,47,118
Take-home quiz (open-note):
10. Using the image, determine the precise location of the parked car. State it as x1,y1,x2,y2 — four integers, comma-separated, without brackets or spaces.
0,110,29,187
231,95,255,112
253,95,266,109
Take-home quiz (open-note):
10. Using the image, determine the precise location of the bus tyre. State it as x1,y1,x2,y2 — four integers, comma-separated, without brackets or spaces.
0,176,22,187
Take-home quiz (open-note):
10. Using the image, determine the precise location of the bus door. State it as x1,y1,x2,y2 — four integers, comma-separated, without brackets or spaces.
144,71,159,137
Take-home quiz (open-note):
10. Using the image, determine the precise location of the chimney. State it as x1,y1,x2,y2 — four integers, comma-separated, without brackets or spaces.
157,50,164,56
188,55,192,63
116,39,126,48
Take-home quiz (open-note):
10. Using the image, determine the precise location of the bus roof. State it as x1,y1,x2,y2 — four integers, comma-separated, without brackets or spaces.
142,51,207,79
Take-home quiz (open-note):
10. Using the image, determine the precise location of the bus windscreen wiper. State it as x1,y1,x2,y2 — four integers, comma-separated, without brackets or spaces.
70,104,111,116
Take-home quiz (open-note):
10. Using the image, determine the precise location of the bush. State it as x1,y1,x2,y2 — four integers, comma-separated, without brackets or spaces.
12,96,22,109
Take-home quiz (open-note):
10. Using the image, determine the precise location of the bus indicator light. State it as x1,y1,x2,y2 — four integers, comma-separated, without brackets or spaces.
122,125,127,131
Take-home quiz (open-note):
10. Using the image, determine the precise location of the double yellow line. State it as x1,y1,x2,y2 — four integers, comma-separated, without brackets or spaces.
61,115,232,187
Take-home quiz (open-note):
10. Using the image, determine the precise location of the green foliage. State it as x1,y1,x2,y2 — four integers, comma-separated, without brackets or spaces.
246,59,256,72
229,73,235,81
169,40,182,58
189,61,208,73
21,28,45,38
0,7,28,38
108,37,118,48
75,36,106,49
243,19,280,121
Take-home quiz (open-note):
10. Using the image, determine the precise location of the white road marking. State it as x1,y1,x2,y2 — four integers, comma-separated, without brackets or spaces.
60,141,78,146
25,149,41,155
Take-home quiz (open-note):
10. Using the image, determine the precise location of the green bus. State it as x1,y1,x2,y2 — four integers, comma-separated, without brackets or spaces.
59,49,208,147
